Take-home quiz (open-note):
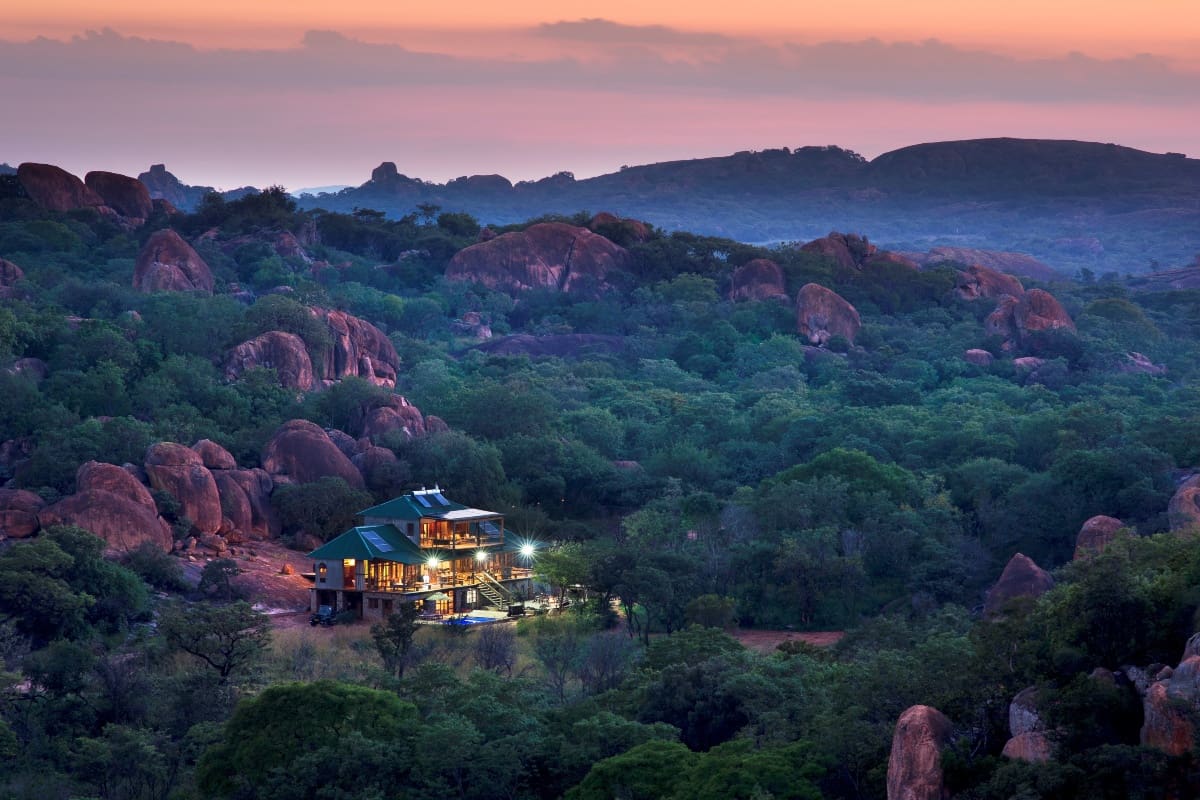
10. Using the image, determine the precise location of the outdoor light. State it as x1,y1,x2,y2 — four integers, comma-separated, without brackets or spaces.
519,543,536,558
426,557,440,570
475,550,488,563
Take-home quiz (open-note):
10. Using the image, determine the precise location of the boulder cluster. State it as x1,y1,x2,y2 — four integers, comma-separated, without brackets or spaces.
223,307,400,391
953,264,1076,358
725,256,862,348
16,163,162,228
0,399,444,552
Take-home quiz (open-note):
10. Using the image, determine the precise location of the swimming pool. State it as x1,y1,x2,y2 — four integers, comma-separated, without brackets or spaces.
443,615,501,626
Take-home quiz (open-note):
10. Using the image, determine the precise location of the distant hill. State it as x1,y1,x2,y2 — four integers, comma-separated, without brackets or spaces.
290,184,353,198
163,139,1200,273
138,164,258,211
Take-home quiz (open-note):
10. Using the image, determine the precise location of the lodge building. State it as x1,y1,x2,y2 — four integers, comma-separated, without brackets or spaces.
307,488,537,620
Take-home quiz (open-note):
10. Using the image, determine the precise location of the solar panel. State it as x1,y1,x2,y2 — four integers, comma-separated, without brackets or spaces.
415,494,432,508
432,492,450,506
361,529,394,553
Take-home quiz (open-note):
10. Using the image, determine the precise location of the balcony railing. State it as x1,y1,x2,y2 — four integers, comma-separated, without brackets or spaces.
419,531,504,549
360,566,534,595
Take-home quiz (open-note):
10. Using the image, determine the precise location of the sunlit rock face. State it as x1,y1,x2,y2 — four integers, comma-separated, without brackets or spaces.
955,264,1025,301
85,170,153,221
17,162,105,212
224,331,316,391
983,553,1054,617
309,308,400,388
144,442,223,536
133,229,214,294
795,283,861,346
1074,515,1125,559
261,419,365,490
446,222,632,294
887,704,952,800
38,461,172,552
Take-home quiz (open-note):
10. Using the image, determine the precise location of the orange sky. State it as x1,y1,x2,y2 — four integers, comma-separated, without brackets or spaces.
2,2,1198,190
5,0,1199,57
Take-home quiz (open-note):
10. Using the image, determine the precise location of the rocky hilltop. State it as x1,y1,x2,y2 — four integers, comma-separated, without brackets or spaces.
275,138,1200,273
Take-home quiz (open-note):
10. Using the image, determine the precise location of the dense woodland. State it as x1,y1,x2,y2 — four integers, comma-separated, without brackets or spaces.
1,179,1200,799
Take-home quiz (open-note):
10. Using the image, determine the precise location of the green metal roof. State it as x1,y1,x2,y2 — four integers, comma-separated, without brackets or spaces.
307,524,429,565
358,489,499,521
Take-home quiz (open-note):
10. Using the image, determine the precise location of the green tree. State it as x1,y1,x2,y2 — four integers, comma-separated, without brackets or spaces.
371,601,421,678
158,601,270,683
272,476,374,542
196,680,417,798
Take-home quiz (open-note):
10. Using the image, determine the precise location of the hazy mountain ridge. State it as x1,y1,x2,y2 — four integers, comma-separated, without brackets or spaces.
132,139,1200,273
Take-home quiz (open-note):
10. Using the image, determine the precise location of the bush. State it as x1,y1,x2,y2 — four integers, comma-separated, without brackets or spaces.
121,542,189,592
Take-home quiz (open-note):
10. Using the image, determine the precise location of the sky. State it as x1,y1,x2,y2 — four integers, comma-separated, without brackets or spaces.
2,1,1198,190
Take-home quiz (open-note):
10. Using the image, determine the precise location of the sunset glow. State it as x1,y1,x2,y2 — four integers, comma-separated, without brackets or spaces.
2,1,1197,190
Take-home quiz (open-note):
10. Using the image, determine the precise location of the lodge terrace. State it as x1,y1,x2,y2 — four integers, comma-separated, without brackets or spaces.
307,488,539,620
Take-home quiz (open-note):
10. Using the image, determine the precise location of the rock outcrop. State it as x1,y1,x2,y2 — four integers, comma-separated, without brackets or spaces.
802,232,869,271
138,164,207,210
224,331,315,390
84,171,153,221
192,439,237,471
1015,289,1076,338
729,259,788,302
1001,686,1052,762
212,468,277,540
446,222,632,294
984,289,1074,349
1142,679,1193,755
1169,475,1200,534
1120,352,1167,376
914,247,1058,281
984,553,1054,616
587,212,651,244
144,442,223,535
7,358,47,382
17,163,105,213
1141,646,1200,756
886,705,952,800
311,309,400,388
133,229,214,294
795,283,861,346
361,396,428,442
954,265,1025,301
0,488,45,539
0,258,24,298
1001,733,1052,763
1008,686,1042,736
38,461,172,552
801,232,919,272
963,349,993,367
1075,515,1126,559
984,295,1021,343
261,420,365,489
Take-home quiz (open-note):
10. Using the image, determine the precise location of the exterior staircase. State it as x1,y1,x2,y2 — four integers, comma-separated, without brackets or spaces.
477,569,513,608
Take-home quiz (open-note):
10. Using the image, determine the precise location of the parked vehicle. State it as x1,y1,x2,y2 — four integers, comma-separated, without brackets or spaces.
310,605,336,626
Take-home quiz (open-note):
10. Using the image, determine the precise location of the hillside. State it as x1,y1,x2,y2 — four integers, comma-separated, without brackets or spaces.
2,165,1200,799
281,138,1200,273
